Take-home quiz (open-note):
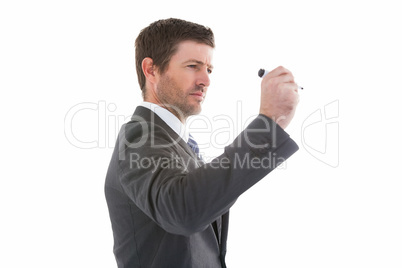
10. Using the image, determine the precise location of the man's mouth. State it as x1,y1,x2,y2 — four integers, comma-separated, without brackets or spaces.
190,90,205,98
189,91,205,101
190,92,204,97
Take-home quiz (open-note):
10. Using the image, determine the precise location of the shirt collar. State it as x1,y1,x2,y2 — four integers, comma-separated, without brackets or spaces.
139,101,189,143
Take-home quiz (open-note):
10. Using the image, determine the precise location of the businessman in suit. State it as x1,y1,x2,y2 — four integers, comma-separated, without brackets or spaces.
105,18,300,267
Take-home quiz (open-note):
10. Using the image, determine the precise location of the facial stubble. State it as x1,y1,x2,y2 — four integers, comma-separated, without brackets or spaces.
156,74,204,121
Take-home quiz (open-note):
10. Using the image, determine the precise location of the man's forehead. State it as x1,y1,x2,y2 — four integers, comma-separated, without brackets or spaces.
173,40,214,65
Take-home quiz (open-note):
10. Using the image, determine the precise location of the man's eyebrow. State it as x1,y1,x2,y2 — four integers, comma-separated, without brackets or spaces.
183,59,214,69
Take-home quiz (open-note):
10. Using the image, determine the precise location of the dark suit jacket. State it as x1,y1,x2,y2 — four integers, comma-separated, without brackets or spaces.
105,106,299,267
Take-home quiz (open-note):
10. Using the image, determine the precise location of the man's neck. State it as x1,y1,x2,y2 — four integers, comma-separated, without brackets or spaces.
143,99,187,124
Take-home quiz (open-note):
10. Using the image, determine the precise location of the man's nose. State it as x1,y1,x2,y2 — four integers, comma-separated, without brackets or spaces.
196,68,210,88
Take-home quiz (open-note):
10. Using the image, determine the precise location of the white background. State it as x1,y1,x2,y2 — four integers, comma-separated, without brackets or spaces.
1,0,402,267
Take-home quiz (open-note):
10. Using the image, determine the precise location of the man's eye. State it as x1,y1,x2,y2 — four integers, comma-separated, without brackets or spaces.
207,69,212,74
188,65,196,68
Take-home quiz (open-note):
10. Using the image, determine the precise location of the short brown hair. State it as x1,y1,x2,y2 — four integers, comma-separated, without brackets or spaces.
135,18,215,95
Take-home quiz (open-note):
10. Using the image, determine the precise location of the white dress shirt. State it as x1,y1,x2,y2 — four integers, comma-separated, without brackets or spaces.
139,101,189,143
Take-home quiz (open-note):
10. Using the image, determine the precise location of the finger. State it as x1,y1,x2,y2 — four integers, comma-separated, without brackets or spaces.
282,84,300,105
268,74,295,89
279,82,298,92
264,66,292,79
278,73,295,84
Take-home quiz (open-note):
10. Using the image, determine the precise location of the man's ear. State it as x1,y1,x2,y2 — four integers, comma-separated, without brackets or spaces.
142,57,157,84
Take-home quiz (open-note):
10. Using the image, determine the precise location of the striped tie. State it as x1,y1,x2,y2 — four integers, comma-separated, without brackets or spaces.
187,134,202,159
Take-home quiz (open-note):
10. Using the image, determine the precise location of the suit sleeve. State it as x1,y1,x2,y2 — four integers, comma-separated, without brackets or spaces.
118,114,299,236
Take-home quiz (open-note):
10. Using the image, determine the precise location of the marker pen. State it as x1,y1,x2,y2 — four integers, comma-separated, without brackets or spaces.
258,68,303,90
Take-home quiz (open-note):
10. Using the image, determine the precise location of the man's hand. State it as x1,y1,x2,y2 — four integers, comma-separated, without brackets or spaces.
259,66,300,129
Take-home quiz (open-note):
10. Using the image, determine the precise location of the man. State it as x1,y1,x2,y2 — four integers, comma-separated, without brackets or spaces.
105,18,300,267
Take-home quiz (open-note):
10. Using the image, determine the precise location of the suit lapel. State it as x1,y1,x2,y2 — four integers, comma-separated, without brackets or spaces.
132,106,195,159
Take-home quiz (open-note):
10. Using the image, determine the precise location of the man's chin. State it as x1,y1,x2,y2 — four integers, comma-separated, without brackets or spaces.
192,104,202,115
183,106,201,119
